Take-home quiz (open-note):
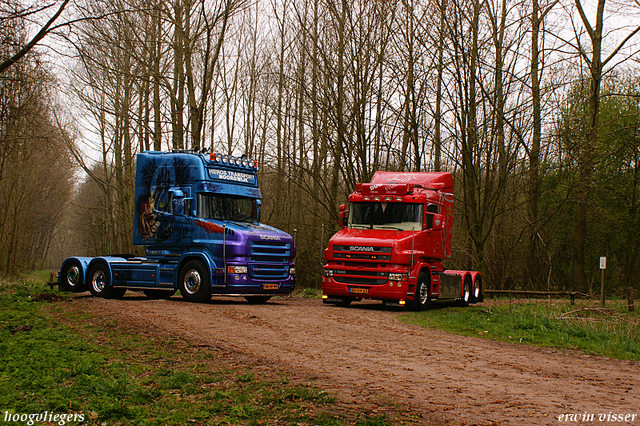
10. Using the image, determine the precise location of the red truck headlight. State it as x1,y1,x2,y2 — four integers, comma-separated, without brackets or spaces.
388,273,408,281
323,269,334,277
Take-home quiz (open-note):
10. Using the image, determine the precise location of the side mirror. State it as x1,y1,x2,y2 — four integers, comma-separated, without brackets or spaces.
431,213,443,231
339,204,348,228
171,189,185,215
256,199,262,223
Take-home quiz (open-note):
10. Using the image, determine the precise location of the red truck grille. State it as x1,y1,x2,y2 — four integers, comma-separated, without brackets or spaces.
332,270,388,286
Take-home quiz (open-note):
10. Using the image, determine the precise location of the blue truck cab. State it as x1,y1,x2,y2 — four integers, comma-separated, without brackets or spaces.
58,151,296,303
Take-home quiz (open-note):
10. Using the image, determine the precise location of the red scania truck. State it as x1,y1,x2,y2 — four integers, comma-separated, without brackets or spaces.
321,171,482,310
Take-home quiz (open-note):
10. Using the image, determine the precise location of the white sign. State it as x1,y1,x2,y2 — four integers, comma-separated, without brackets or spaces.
599,257,607,270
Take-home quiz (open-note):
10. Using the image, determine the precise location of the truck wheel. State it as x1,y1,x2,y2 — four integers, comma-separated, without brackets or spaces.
457,276,472,307
88,263,126,299
409,272,431,311
60,261,86,293
245,296,272,304
472,275,482,303
179,260,211,303
143,289,177,299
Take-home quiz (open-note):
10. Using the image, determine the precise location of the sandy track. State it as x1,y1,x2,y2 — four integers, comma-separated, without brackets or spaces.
66,295,639,425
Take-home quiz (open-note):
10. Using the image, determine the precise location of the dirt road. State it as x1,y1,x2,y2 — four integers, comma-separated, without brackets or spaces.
67,295,639,425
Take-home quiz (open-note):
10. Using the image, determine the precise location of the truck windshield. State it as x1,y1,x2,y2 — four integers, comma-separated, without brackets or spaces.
197,194,257,222
348,202,422,230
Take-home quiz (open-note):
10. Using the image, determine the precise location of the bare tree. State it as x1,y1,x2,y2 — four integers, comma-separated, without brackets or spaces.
0,0,71,74
568,0,640,292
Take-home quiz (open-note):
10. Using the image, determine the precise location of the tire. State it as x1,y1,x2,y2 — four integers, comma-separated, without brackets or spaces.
244,296,272,304
457,275,472,307
472,275,482,303
179,260,211,303
88,263,126,299
409,272,431,311
60,261,87,293
143,289,177,299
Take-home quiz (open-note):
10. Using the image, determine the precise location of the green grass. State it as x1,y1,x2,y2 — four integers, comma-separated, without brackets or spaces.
401,299,640,361
0,274,402,426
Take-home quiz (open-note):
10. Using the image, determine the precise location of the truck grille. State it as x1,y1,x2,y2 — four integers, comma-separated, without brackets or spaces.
249,240,291,280
333,245,392,262
332,270,388,286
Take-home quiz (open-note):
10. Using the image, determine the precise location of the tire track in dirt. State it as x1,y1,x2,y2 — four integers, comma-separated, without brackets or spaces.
70,295,639,425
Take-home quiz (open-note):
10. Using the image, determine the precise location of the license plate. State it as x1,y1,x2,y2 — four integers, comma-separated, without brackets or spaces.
264,284,279,290
349,287,369,294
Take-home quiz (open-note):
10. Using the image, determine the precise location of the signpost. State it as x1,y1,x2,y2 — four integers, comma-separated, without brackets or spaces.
599,257,606,307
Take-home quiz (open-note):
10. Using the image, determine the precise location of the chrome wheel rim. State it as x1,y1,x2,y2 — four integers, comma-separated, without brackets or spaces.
66,265,80,287
183,269,201,295
418,282,429,304
92,270,106,292
464,280,471,302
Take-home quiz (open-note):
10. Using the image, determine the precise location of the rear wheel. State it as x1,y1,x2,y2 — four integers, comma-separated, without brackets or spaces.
457,276,472,307
472,275,482,303
60,261,87,293
179,260,211,303
143,289,177,299
409,272,431,311
88,263,126,299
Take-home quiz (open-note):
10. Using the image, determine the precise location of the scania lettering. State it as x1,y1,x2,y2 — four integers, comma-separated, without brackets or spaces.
322,171,481,310
56,151,296,303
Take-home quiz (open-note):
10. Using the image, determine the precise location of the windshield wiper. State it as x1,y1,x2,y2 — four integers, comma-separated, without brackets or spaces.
377,225,404,231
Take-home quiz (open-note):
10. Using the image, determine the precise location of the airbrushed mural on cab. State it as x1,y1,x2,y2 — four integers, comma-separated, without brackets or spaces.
134,156,194,244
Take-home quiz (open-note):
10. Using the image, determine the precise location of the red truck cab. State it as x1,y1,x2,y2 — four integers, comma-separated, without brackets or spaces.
322,171,482,310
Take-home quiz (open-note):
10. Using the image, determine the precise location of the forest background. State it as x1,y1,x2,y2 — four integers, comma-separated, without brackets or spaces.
2,0,640,296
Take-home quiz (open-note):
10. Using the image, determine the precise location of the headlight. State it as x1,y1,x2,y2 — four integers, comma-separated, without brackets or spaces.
227,266,248,274
323,269,334,277
388,273,408,281
289,267,296,275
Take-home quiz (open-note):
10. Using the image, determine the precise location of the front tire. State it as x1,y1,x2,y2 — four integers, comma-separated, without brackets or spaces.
409,272,431,311
179,260,211,303
88,263,126,299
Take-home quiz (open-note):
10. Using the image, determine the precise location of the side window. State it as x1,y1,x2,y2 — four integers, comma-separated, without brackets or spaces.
426,204,438,229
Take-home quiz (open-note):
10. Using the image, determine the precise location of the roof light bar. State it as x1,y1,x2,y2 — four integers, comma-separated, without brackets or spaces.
209,153,259,169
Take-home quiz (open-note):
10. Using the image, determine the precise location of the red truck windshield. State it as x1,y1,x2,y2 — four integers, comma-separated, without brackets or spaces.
197,194,258,222
348,202,422,231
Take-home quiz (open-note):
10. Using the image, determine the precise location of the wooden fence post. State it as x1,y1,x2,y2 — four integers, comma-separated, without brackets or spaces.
628,287,635,313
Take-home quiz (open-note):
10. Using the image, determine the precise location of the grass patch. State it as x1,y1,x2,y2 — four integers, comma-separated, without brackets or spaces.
400,299,640,361
0,273,403,425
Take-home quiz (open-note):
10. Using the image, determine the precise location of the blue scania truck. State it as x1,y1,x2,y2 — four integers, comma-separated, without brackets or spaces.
56,150,296,303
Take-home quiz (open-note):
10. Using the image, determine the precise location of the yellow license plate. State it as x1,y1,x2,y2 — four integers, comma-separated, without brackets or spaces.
264,284,279,290
349,287,369,294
